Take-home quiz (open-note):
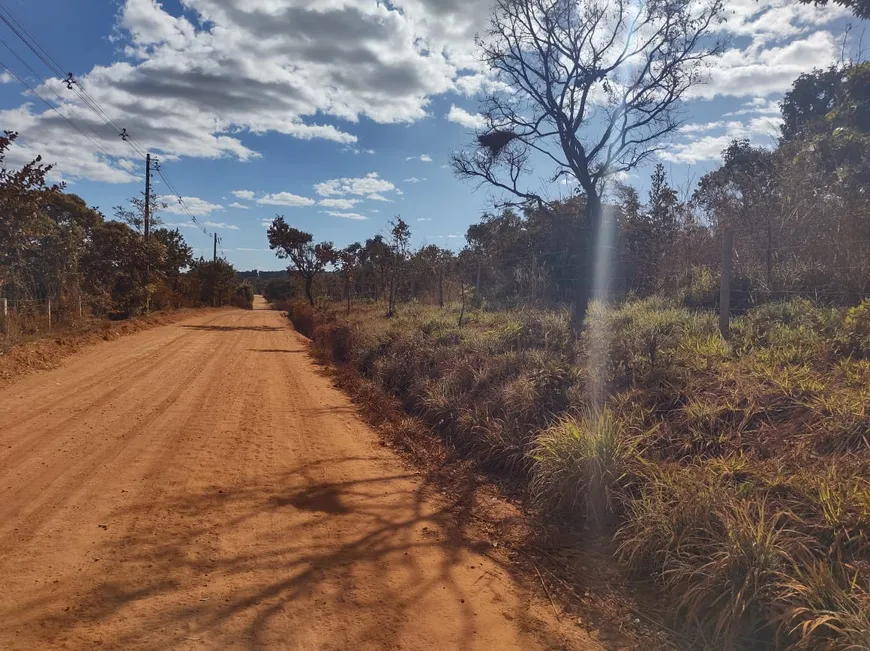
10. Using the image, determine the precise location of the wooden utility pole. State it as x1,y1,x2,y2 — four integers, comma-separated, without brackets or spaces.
213,233,218,262
719,228,734,339
144,153,151,240
143,154,152,313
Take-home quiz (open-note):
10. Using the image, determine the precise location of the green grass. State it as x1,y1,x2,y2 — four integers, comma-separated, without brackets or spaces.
283,296,870,649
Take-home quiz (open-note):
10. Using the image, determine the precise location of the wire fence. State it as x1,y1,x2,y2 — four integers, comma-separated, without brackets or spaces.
0,295,88,342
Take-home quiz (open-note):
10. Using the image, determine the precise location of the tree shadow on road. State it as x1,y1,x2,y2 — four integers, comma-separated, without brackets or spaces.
181,324,285,332
6,457,571,650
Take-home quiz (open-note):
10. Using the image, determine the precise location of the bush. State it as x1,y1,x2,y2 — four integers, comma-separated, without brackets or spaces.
285,300,317,338
681,265,719,308
838,298,870,358
264,277,295,303
530,409,635,526
230,283,254,309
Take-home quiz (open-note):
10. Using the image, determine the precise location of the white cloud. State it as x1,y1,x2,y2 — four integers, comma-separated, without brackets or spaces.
416,217,431,221
405,154,432,162
718,0,847,44
235,247,266,252
369,209,380,213
404,177,422,183
159,195,222,215
661,117,782,164
692,31,839,100
366,193,393,202
447,104,486,128
723,98,781,117
256,192,315,207
315,172,396,197
232,190,255,200
318,198,360,209
344,146,376,155
0,0,845,189
164,221,198,229
0,0,478,182
204,221,240,230
323,211,368,220
228,202,250,209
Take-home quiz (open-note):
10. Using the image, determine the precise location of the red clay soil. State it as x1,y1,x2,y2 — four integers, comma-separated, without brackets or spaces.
0,308,221,389
0,297,603,650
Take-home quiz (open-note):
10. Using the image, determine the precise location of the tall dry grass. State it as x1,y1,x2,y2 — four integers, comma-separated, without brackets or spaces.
282,296,870,649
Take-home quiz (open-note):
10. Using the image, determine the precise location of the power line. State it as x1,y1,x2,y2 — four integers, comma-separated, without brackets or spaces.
154,166,213,238
0,3,150,160
0,58,125,168
0,36,127,162
0,2,225,247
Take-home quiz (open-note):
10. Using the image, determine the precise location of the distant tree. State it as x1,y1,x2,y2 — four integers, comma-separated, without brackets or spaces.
694,140,779,285
336,243,362,313
152,227,193,293
360,235,391,300
647,164,679,231
452,0,725,326
387,217,411,317
113,191,166,234
82,221,153,316
411,244,454,306
187,258,238,307
0,131,60,299
263,277,295,303
266,216,336,305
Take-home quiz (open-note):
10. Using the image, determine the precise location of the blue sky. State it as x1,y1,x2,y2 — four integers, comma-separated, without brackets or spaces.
0,0,854,270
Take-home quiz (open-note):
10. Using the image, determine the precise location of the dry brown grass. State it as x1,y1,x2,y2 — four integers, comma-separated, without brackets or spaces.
282,296,870,650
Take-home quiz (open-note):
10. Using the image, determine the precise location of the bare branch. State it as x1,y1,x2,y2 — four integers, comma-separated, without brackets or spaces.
453,0,726,214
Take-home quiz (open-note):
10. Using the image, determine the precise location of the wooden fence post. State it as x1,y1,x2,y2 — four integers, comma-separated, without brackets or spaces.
719,229,734,339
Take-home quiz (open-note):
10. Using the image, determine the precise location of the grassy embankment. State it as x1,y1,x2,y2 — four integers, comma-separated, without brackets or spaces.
280,296,870,649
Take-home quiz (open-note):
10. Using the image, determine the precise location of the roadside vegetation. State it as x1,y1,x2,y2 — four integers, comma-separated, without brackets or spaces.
267,59,870,649
284,297,870,649
0,131,252,348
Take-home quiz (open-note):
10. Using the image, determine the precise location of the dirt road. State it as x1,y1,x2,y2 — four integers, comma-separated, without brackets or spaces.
0,298,594,650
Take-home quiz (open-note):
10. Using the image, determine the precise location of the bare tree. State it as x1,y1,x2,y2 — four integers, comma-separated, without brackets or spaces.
452,0,724,325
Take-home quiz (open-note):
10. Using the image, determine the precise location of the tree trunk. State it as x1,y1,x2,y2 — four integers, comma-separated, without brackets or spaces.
304,275,314,306
474,258,482,308
570,191,603,330
387,265,396,317
458,278,466,327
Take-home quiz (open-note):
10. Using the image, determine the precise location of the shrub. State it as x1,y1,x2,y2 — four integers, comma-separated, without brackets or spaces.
839,299,870,358
530,409,635,526
285,300,316,338
263,277,295,303
778,562,870,650
230,283,254,309
681,265,719,308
